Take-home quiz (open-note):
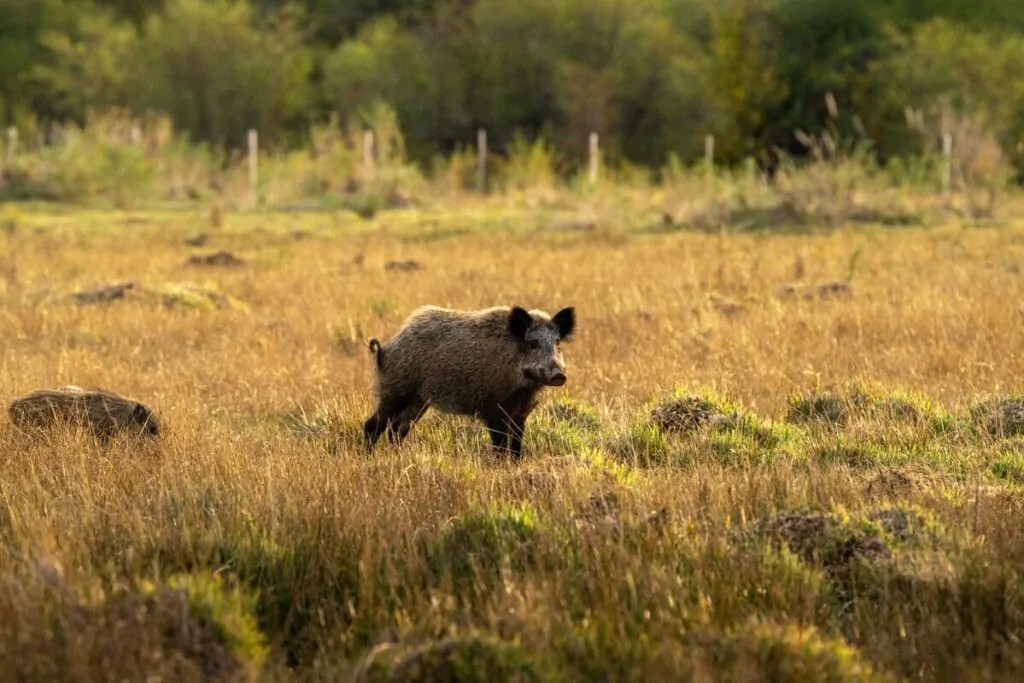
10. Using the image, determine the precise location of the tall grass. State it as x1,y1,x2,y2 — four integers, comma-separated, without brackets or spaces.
1,138,1024,680
4,105,1021,226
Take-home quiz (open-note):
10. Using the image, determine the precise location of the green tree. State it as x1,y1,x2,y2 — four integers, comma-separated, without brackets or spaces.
705,0,788,165
322,16,448,161
33,9,137,122
93,0,166,25
0,0,84,127
888,18,1024,179
126,0,313,150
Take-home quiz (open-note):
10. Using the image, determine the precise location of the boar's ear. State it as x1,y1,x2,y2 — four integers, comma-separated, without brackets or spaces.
552,306,576,340
508,306,533,340
132,403,150,422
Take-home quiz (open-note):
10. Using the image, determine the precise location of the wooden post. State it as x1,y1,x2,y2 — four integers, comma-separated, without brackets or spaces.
476,129,487,192
363,129,375,179
705,134,715,198
5,127,16,167
942,133,953,197
247,129,258,206
588,132,599,186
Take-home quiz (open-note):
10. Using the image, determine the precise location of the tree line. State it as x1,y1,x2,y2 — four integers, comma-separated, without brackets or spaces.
3,0,1024,179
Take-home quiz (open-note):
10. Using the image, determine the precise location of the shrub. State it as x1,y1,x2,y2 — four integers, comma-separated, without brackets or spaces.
701,619,892,683
427,504,542,593
355,635,547,683
970,397,1024,439
0,566,267,682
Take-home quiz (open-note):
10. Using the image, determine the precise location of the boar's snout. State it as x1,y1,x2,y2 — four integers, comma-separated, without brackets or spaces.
523,364,567,387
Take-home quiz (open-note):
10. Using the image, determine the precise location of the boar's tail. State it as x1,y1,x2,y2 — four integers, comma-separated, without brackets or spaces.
368,338,384,369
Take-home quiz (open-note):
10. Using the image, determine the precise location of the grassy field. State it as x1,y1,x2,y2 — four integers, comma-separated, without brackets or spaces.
1,193,1023,682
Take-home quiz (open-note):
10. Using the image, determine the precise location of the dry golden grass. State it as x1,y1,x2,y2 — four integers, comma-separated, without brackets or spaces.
1,197,1024,682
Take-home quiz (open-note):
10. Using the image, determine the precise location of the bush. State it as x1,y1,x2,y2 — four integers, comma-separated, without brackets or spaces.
127,0,313,150
702,619,892,683
427,504,542,593
355,635,547,683
630,387,796,467
970,397,1024,439
0,566,267,682
828,547,1024,680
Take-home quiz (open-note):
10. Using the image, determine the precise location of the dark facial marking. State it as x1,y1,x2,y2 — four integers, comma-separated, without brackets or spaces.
509,306,533,341
552,306,576,340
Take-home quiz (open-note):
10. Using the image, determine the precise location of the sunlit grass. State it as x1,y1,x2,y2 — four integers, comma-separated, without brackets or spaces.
1,192,1023,681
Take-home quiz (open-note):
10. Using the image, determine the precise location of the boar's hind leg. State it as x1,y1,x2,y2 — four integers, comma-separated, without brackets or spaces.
364,392,423,447
388,396,428,443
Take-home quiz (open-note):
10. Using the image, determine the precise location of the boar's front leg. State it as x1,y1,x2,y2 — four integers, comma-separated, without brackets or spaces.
483,411,514,455
482,389,538,460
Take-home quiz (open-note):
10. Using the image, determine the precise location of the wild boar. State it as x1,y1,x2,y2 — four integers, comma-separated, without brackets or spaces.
364,304,576,459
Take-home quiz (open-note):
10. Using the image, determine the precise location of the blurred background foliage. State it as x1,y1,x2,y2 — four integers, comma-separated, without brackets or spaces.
3,0,1024,181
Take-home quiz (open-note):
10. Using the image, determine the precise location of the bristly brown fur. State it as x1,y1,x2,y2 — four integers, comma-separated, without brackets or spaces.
8,387,161,443
363,303,576,460
368,338,384,369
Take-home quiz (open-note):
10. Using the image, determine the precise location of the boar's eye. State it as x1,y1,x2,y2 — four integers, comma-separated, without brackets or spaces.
528,339,540,350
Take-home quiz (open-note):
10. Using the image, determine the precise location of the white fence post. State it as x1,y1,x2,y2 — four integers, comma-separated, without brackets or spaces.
476,129,487,192
942,133,953,197
363,129,375,180
588,132,599,186
247,129,258,207
705,134,715,199
5,128,17,167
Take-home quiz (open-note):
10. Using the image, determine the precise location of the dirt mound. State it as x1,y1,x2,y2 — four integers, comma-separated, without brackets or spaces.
355,636,544,683
864,507,941,546
144,282,247,311
544,399,600,431
71,281,136,305
384,259,425,272
788,385,945,432
786,389,860,426
972,397,1024,438
650,396,734,435
749,506,946,575
778,280,854,301
864,467,927,500
571,482,670,538
186,250,246,267
506,469,561,502
753,512,892,569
